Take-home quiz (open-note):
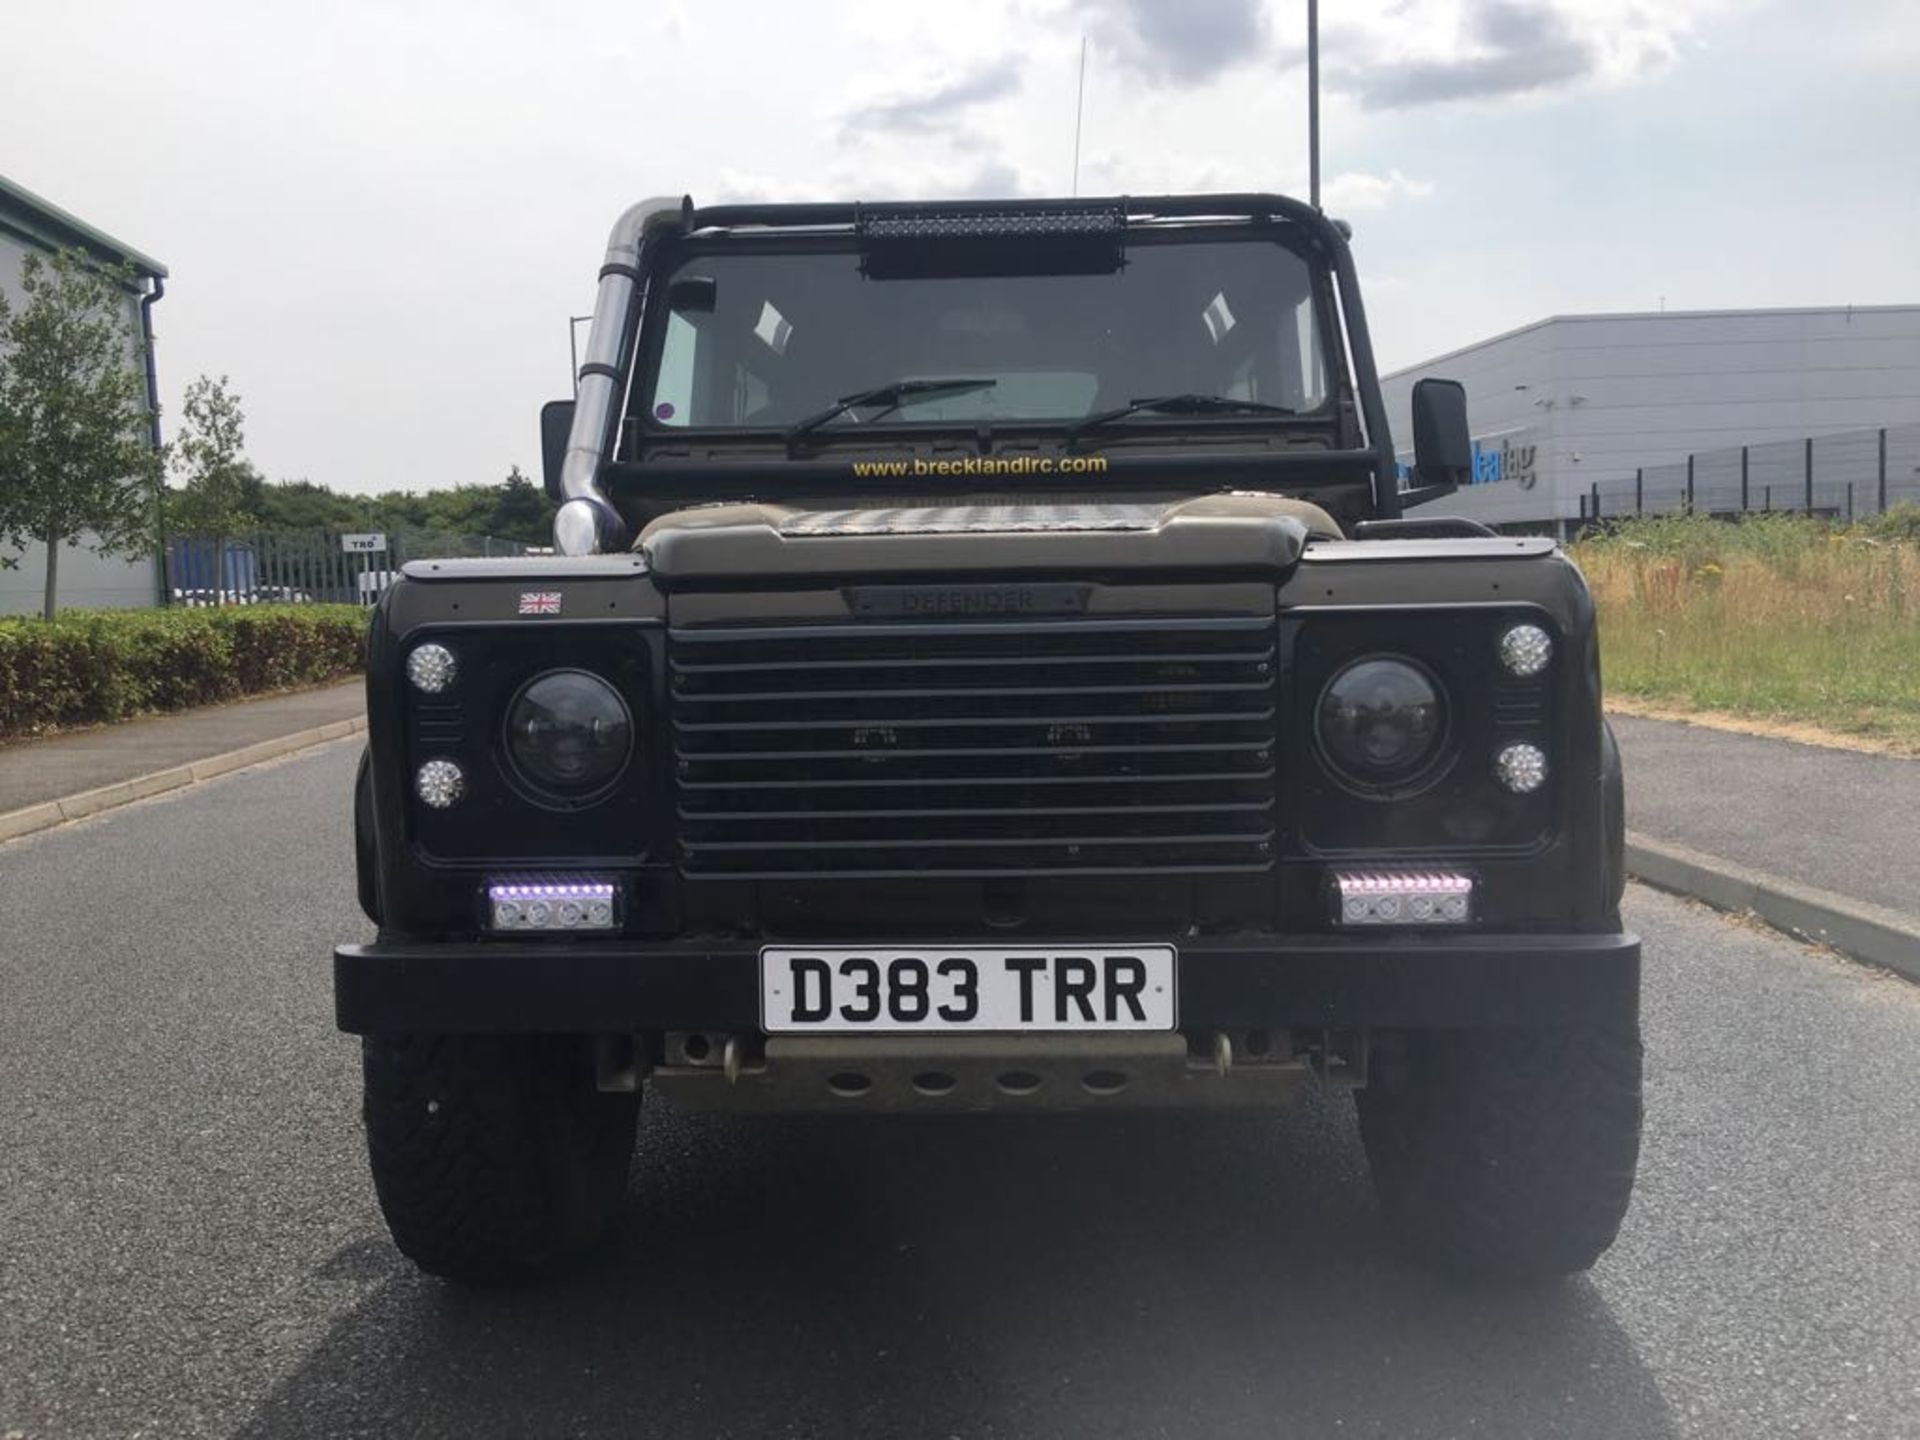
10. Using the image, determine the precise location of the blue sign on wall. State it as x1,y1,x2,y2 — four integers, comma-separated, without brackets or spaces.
1397,431,1540,490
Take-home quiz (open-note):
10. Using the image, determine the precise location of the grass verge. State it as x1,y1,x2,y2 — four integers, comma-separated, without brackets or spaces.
1572,509,1920,751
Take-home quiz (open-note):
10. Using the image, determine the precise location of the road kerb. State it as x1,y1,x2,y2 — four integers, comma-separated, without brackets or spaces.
0,715,367,844
126,766,195,802
1627,831,1920,983
0,801,65,844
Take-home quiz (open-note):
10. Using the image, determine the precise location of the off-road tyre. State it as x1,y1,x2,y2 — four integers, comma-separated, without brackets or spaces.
1358,1024,1642,1282
363,1033,639,1281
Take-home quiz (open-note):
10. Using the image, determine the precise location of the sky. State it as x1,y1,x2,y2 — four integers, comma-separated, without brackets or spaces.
4,0,1916,496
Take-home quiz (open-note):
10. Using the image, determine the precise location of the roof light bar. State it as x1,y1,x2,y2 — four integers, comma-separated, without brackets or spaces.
1333,870,1473,926
487,879,618,932
858,207,1125,241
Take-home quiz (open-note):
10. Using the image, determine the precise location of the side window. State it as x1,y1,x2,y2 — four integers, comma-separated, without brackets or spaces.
653,312,696,426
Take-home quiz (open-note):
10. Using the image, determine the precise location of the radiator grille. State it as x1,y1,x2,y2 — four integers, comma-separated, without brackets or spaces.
670,616,1278,878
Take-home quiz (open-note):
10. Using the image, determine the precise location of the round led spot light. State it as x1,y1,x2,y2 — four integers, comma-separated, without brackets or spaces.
406,642,458,694
1494,742,1548,794
414,758,466,808
1498,624,1553,678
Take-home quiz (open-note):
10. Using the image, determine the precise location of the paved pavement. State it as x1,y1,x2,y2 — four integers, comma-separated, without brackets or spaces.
1613,715,1920,918
0,680,364,815
3,739,1918,1439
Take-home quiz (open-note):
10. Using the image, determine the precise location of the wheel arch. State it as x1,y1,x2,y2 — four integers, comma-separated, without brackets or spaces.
354,744,383,926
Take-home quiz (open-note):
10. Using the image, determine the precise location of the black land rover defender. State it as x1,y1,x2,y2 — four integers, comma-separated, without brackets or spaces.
337,193,1640,1283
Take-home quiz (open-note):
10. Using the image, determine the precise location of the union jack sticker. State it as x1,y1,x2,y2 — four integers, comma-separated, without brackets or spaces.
518,591,563,616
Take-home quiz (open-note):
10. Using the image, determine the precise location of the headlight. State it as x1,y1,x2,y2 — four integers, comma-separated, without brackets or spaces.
1316,656,1446,787
504,669,633,803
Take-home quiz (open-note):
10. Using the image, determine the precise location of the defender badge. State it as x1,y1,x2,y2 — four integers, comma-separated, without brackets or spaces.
518,591,563,616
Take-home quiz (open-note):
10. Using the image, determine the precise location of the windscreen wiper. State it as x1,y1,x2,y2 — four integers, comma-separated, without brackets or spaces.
1064,393,1297,449
786,377,998,453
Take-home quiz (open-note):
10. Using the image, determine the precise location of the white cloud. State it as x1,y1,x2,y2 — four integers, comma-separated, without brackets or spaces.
657,0,691,40
1327,0,1742,108
837,60,1026,138
716,153,1040,205
1073,146,1274,197
1322,169,1437,212
1077,0,1272,85
711,169,801,205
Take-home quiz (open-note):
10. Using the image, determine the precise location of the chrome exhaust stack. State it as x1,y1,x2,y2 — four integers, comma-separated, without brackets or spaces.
553,196,683,556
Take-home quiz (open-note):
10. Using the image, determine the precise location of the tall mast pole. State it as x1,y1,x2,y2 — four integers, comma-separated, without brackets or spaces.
1308,0,1321,209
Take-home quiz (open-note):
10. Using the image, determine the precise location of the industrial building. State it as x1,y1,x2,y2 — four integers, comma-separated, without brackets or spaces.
1381,305,1920,532
0,173,168,614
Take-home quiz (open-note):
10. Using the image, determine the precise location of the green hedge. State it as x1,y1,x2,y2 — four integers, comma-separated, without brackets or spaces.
0,605,367,739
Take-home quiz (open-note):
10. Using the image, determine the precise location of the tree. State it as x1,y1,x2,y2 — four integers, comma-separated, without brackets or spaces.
217,467,554,552
255,478,360,532
405,483,489,537
490,465,553,542
167,375,260,600
0,249,163,619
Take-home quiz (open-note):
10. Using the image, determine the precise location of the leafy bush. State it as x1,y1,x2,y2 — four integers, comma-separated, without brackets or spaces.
0,605,366,739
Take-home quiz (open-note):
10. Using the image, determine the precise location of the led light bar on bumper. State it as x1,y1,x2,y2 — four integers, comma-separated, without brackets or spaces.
486,879,618,932
1333,870,1474,926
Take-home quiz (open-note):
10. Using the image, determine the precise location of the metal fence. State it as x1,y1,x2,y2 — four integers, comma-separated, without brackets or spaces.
163,529,532,606
1583,423,1920,524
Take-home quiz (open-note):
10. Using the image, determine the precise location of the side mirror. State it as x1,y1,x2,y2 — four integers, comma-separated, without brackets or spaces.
539,399,575,503
1410,378,1472,495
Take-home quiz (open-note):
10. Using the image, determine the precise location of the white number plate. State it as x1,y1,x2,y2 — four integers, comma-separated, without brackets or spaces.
760,946,1177,1034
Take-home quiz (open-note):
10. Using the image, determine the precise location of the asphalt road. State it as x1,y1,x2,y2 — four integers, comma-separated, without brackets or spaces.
2,741,1917,1440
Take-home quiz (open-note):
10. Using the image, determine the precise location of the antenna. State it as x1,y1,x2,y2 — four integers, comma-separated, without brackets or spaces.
1071,35,1088,197
1308,0,1321,209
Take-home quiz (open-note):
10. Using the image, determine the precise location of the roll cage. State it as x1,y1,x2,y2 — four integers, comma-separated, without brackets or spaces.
550,193,1403,556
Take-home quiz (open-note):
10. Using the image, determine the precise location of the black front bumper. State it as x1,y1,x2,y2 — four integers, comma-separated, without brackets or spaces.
334,931,1640,1035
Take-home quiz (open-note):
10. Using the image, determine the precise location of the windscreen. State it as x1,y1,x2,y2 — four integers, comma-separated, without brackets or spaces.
643,235,1331,431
